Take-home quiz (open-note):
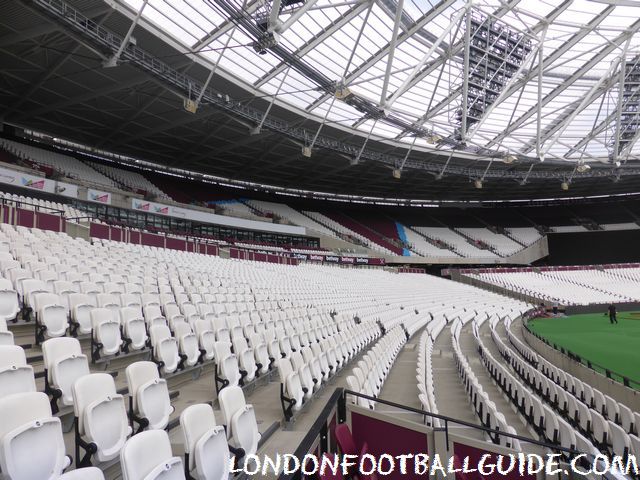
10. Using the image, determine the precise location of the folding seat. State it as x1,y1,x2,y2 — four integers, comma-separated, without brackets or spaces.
591,410,609,448
218,386,261,457
174,323,200,368
150,325,180,375
141,293,160,307
144,304,167,329
120,293,141,308
214,341,241,391
305,344,329,380
212,317,231,343
592,389,606,417
33,292,68,341
604,395,619,422
0,345,36,399
0,391,71,479
608,421,630,458
278,358,305,420
126,361,174,432
575,401,592,435
42,337,90,413
119,307,148,352
565,394,579,425
248,333,270,374
618,403,635,433
0,317,14,345
291,351,315,397
79,282,102,306
194,319,216,362
181,404,230,480
72,373,132,465
233,336,258,382
279,334,293,359
21,278,49,312
102,282,123,296
557,416,576,452
90,307,123,362
120,429,184,480
542,404,559,443
59,467,106,479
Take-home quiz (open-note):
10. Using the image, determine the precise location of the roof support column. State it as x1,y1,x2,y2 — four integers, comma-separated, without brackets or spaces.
104,0,148,68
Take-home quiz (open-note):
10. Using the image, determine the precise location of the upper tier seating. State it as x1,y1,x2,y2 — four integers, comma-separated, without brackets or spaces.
245,200,338,238
465,268,639,305
413,227,498,259
0,139,118,189
505,227,542,245
403,228,461,258
457,228,523,256
86,161,171,200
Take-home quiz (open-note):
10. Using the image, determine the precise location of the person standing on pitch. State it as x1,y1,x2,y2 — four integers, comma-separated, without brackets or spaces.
607,304,618,324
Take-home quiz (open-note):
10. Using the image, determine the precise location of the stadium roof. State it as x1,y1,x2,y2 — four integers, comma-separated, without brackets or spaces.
4,0,640,201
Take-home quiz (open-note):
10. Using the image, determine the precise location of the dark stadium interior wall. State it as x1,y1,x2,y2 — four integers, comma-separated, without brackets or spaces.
546,231,640,265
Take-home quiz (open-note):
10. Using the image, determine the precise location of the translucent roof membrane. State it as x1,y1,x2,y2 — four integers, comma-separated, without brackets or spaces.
124,0,640,162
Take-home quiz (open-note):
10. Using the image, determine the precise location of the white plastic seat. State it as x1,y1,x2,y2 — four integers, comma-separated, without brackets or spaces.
42,337,90,410
0,278,20,322
72,373,132,464
249,333,270,375
0,345,36,399
174,323,200,368
33,292,68,340
278,358,304,420
126,361,174,431
194,319,216,361
0,317,14,345
232,336,257,382
0,392,71,480
120,306,148,351
91,308,122,360
608,421,630,457
291,351,314,397
68,293,94,335
121,429,184,480
214,341,241,391
180,404,230,480
218,386,261,457
150,325,180,375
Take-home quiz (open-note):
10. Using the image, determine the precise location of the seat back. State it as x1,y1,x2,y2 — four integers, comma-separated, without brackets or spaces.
0,345,36,398
0,391,70,479
180,403,230,479
42,337,89,406
126,361,172,430
120,430,184,480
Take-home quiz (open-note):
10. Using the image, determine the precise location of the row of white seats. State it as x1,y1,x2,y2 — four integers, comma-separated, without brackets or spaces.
502,318,640,459
492,318,639,462
451,318,521,450
345,326,406,410
279,320,381,419
416,316,447,427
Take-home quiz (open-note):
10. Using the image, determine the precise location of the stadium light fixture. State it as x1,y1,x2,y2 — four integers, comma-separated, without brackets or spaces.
561,181,569,191
474,179,483,189
576,163,591,173
425,133,443,145
502,154,517,164
392,169,402,179
301,146,312,158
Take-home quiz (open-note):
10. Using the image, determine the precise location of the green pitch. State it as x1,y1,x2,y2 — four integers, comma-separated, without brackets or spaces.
528,312,640,387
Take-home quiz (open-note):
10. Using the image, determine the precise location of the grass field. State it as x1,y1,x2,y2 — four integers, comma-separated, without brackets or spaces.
528,312,640,386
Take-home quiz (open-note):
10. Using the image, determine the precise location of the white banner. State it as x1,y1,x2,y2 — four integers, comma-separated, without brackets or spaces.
131,199,306,235
0,165,55,193
54,181,78,199
87,189,112,205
